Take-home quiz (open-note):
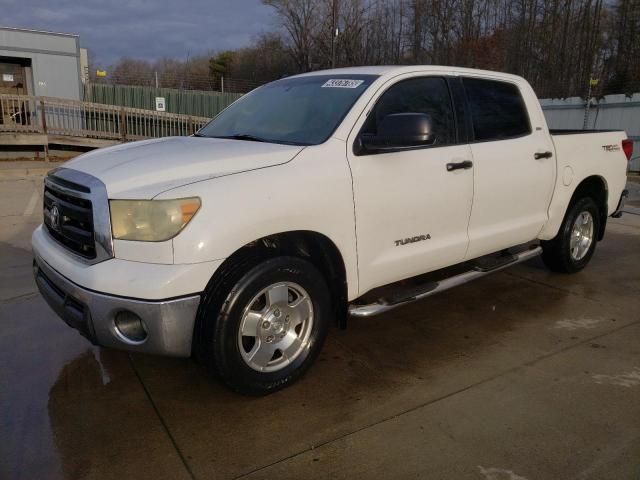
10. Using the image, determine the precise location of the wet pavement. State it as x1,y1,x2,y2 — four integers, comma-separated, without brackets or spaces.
1,174,639,480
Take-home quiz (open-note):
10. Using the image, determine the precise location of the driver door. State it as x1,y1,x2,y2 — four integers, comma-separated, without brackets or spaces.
346,75,474,295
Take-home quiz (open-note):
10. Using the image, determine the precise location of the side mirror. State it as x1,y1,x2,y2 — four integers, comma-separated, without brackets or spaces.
359,113,436,153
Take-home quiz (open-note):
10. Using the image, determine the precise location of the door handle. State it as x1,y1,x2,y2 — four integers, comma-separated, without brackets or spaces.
534,151,553,159
446,160,473,171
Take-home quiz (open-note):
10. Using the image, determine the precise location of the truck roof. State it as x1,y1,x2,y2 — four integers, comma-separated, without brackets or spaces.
295,65,525,83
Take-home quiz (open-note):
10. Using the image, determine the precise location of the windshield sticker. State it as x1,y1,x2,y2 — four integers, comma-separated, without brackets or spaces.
322,79,364,89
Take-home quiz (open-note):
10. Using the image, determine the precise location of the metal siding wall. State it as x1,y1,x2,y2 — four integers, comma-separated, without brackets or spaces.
540,94,640,172
0,28,82,100
0,50,82,100
84,83,243,118
0,28,77,54
32,53,82,99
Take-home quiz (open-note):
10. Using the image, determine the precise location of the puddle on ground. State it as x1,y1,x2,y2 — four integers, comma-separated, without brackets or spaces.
478,466,529,480
592,367,640,387
552,318,603,330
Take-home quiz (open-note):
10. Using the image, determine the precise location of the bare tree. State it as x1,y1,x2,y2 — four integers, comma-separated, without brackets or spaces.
101,0,639,98
263,0,320,70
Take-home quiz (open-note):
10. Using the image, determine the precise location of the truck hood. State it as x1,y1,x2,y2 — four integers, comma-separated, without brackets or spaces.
64,136,304,198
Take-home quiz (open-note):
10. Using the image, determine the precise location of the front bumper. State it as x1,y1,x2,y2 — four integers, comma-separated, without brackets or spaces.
33,256,201,357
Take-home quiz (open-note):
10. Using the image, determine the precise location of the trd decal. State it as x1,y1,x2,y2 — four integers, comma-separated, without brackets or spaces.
602,144,621,152
395,234,431,246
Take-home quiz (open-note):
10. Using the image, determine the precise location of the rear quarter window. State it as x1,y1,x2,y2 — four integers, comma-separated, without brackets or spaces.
463,78,531,142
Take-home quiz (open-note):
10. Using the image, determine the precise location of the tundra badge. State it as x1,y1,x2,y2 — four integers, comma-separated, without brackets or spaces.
395,234,431,246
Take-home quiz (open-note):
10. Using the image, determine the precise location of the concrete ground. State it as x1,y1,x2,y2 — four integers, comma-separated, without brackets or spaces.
0,160,58,179
1,170,639,480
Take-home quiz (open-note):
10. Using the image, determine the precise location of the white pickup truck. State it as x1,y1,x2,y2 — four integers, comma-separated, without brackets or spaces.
32,66,632,394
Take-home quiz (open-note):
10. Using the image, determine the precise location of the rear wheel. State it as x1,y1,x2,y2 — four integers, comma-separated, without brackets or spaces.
200,256,331,395
541,196,600,273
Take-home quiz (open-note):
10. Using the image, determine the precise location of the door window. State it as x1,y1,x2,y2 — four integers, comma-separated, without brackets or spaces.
361,77,456,146
463,78,531,141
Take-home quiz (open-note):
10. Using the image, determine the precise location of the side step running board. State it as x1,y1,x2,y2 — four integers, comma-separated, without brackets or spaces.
349,246,542,318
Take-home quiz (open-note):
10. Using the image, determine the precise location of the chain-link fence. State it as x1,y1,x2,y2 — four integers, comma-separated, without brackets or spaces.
91,71,263,94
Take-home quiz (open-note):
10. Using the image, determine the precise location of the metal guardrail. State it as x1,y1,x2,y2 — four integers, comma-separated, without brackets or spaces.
0,94,210,141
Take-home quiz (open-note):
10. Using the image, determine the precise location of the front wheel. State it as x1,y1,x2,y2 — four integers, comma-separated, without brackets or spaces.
541,196,600,273
201,256,331,395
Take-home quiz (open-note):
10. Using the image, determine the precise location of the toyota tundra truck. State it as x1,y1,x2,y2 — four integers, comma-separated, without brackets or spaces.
32,66,632,395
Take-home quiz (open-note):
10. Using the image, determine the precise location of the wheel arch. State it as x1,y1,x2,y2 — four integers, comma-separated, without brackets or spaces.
192,229,350,357
541,174,609,242
568,175,608,240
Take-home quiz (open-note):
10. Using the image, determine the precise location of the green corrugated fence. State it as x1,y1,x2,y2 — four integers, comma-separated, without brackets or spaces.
84,83,244,118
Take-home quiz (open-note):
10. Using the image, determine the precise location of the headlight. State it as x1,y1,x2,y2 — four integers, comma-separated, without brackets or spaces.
110,197,201,242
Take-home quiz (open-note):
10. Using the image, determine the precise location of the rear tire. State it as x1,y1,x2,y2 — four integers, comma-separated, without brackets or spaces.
541,196,600,273
199,256,331,395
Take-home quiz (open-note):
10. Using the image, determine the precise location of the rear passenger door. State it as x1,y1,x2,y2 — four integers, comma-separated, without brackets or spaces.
463,77,555,259
347,75,474,295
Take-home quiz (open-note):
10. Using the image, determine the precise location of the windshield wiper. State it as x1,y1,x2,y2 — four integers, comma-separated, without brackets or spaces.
208,133,307,146
219,133,268,143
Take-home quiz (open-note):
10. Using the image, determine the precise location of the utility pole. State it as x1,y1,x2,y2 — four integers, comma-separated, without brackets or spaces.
331,0,339,68
413,0,422,63
583,77,598,129
155,71,159,89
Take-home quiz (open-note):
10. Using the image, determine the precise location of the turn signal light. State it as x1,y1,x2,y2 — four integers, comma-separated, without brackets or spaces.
622,139,633,161
180,199,201,224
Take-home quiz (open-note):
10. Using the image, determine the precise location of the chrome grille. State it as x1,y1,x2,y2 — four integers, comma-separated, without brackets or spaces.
44,182,95,259
43,168,114,264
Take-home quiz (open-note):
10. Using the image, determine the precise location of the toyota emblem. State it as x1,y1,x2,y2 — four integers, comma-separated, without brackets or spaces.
50,204,61,231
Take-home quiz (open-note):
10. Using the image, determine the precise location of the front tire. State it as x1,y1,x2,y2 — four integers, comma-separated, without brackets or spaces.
541,196,600,273
200,256,331,395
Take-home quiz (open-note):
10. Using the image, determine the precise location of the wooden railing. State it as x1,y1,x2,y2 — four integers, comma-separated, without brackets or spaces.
0,94,210,141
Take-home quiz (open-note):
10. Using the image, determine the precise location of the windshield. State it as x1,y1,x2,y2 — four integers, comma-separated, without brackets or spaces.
197,74,378,146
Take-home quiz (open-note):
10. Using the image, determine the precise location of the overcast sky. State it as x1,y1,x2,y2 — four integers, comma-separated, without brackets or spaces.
2,0,276,66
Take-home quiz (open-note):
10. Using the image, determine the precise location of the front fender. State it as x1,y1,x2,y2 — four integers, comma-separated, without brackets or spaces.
160,138,360,299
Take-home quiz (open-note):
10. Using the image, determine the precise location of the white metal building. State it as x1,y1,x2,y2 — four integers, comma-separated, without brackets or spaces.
0,26,84,100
